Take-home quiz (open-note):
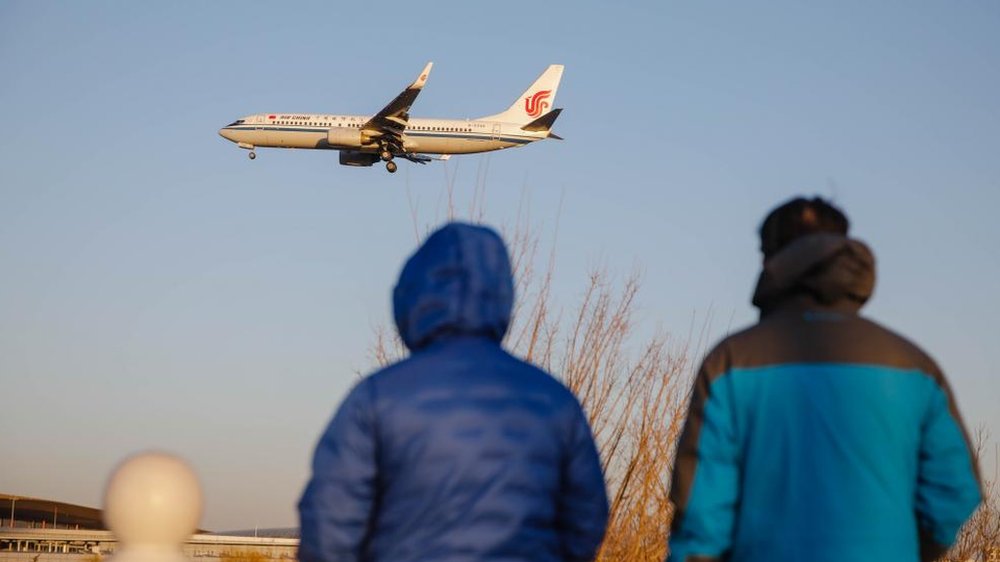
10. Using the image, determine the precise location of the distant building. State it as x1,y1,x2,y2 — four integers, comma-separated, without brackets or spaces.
1,494,103,531
0,493,297,562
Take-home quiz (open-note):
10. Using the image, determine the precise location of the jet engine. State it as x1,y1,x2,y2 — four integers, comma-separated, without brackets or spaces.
327,128,376,148
338,150,380,167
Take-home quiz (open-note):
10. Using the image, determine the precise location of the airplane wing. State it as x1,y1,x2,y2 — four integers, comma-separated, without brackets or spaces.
362,62,433,139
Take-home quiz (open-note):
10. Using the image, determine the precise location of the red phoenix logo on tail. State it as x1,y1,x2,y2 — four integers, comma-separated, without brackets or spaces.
524,90,552,118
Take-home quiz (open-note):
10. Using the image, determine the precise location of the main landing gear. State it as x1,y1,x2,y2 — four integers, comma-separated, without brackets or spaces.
379,143,397,173
248,151,256,160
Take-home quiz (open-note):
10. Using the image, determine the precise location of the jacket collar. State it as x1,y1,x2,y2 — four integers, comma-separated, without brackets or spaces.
752,233,876,318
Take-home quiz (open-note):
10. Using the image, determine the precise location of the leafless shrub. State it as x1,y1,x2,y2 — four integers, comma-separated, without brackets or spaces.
948,429,1000,561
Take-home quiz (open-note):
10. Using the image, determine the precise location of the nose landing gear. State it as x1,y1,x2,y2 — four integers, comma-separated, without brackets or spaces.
385,161,398,173
248,151,256,160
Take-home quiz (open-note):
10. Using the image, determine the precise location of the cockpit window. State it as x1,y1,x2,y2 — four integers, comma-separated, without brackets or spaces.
227,119,246,127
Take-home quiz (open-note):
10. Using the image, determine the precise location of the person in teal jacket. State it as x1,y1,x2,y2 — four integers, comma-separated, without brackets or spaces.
667,197,982,562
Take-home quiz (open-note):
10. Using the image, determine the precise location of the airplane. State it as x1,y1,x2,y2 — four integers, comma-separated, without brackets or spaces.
218,63,564,173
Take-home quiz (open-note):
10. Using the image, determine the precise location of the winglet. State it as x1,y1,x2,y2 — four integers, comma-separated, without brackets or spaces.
412,62,433,89
364,62,434,134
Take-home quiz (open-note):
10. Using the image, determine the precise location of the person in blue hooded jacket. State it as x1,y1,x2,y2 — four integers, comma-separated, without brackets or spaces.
667,197,982,562
298,222,609,562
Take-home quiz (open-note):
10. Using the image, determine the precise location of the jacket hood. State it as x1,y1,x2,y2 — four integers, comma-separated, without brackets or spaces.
752,233,876,316
393,222,514,351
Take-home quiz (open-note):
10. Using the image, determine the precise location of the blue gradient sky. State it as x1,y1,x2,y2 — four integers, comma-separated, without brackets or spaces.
1,2,998,530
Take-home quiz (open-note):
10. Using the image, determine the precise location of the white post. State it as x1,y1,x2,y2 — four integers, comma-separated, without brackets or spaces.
102,452,203,562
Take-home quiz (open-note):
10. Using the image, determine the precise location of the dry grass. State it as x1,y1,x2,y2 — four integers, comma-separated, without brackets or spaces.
948,430,1000,561
507,256,697,561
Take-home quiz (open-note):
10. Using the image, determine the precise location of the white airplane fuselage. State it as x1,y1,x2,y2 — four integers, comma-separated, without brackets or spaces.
219,114,542,154
218,63,564,172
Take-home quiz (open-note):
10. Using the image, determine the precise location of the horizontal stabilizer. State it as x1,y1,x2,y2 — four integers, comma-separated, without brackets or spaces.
521,108,562,132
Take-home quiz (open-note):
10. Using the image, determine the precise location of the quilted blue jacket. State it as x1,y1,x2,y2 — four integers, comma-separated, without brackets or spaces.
299,223,608,562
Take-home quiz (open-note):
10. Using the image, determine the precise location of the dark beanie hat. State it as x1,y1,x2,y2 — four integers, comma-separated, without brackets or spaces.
759,196,849,260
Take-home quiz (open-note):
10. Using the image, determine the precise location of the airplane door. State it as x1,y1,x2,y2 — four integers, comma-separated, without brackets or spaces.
491,123,501,141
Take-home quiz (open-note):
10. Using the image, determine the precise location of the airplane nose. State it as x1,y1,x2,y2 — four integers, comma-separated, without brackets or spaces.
218,127,234,141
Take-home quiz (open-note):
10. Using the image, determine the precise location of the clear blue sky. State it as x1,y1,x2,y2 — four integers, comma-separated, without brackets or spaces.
1,2,998,531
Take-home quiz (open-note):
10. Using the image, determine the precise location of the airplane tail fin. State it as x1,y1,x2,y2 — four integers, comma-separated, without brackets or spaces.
521,108,564,139
479,64,564,124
